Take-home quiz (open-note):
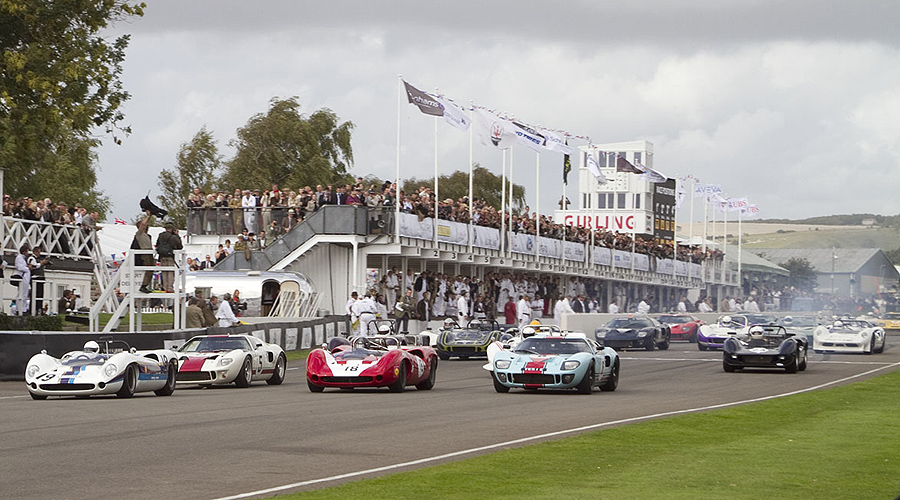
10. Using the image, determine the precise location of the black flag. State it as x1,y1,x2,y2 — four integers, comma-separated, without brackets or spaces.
563,153,571,185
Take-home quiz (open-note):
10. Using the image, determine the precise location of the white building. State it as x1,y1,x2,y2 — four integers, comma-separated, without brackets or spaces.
554,140,657,237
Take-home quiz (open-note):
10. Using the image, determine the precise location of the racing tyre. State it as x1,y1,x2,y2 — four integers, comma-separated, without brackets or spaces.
438,352,450,361
798,346,808,372
644,337,655,351
388,361,408,392
492,372,510,393
658,334,670,351
874,336,885,354
415,357,437,391
117,364,137,398
307,379,325,392
698,342,708,351
577,367,594,394
599,360,619,392
689,330,698,343
267,354,287,385
154,362,177,396
723,361,736,372
235,357,253,388
30,393,47,400
784,355,799,373
865,336,875,355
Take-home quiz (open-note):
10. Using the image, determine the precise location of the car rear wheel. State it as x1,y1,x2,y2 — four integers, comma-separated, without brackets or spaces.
235,357,252,388
388,361,408,392
415,357,437,390
492,371,510,393
154,362,177,396
267,354,286,385
599,360,619,392
307,379,324,392
116,364,138,398
576,367,594,394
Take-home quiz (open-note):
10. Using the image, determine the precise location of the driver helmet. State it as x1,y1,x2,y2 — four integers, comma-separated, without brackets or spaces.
83,341,100,353
521,326,536,338
782,316,793,324
377,324,391,334
833,320,844,328
443,318,456,328
720,315,732,325
748,325,765,340
530,319,541,325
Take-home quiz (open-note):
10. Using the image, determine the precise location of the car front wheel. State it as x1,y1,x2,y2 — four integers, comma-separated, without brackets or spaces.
492,372,510,393
235,357,253,387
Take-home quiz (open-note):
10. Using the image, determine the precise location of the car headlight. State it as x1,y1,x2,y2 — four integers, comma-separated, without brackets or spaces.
103,363,118,378
595,331,607,339
26,364,40,378
218,357,233,366
637,331,648,338
562,360,580,370
495,360,510,369
860,332,867,338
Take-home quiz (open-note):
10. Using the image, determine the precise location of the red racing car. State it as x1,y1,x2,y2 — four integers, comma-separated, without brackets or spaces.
306,336,438,392
657,314,703,342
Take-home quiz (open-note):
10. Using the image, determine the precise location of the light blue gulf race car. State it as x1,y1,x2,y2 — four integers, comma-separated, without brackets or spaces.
484,332,620,394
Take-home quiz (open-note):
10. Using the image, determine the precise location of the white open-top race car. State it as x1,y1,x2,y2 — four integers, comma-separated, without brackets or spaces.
174,334,287,387
25,340,178,400
813,319,886,354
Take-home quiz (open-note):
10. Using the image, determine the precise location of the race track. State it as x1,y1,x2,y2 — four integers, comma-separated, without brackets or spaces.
2,342,899,500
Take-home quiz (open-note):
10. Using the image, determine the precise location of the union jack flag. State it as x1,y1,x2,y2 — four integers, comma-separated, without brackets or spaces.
114,218,127,225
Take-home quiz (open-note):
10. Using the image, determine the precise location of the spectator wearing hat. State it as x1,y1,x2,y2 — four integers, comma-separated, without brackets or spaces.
156,221,183,292
282,208,300,231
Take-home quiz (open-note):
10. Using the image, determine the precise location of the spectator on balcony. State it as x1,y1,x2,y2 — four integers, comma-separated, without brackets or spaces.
241,190,257,233
132,214,154,294
200,254,215,270
14,244,31,315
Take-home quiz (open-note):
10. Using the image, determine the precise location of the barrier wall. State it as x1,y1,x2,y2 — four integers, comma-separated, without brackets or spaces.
0,315,350,380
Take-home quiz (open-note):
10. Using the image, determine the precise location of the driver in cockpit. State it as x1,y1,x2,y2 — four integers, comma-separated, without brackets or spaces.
82,340,102,359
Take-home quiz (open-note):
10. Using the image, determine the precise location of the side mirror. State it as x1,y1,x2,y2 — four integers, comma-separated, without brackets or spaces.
255,343,263,349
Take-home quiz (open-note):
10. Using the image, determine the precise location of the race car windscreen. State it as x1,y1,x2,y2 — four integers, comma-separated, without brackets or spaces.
885,312,900,320
606,318,652,329
61,352,109,366
745,314,777,324
781,316,817,327
444,330,491,343
658,315,692,324
514,338,592,355
180,337,253,352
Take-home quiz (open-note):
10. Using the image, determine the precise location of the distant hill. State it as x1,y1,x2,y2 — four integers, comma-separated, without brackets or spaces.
737,226,900,252
756,213,900,226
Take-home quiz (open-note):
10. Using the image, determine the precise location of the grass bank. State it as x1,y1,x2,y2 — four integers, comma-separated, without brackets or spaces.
280,369,900,500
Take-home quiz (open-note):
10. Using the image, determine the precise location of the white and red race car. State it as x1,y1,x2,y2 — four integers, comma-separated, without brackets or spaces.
173,334,286,387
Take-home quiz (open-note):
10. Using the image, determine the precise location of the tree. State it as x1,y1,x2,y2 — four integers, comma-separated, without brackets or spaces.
223,97,354,190
779,257,818,293
157,126,222,227
0,1,144,206
402,165,526,212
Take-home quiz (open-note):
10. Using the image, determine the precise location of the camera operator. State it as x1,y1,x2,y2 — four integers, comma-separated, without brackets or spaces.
28,245,50,315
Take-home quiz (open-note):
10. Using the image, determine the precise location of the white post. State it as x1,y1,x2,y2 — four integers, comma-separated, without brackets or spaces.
688,177,695,246
535,150,540,260
0,168,4,314
395,75,402,242
500,149,507,256
701,192,708,253
468,101,474,253
738,209,743,283
433,113,439,247
609,151,617,272
508,146,514,259
723,199,728,285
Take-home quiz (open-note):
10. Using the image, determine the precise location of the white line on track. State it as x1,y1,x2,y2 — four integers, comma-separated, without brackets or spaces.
211,360,900,500
0,395,29,400
620,356,895,365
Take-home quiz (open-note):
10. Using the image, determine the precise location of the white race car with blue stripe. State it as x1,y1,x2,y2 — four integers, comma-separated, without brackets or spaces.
25,340,178,400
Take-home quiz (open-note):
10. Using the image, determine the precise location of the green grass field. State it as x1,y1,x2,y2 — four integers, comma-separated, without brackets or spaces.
278,369,900,500
739,226,900,251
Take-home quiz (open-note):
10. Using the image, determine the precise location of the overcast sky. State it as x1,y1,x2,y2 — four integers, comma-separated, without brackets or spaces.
97,0,900,223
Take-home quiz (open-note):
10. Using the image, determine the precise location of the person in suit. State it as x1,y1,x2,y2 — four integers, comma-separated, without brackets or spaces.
186,297,205,329
415,291,431,332
572,295,587,313
394,288,415,333
200,255,215,270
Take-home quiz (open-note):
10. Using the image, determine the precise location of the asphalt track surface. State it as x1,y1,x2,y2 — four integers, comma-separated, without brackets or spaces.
3,340,899,500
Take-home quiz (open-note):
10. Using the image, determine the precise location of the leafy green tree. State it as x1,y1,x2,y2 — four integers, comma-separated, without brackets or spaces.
0,0,144,207
223,97,354,190
157,127,222,227
780,257,818,293
402,165,526,212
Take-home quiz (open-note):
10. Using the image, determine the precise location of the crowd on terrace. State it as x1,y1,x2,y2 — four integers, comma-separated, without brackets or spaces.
187,178,723,263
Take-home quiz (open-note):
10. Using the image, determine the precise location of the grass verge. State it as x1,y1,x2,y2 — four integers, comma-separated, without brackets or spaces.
279,369,900,500
285,349,311,362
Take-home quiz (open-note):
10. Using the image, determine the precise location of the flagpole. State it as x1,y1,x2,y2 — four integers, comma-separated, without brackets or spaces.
688,177,695,246
433,113,439,248
501,149,507,257
702,193,708,253
723,198,728,286
395,75,402,242
468,101,474,254
508,145,514,259
609,151,616,272
535,150,540,260
738,208,743,287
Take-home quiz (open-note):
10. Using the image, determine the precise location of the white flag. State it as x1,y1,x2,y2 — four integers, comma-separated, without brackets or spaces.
586,150,608,184
693,183,707,198
727,197,749,212
636,163,667,183
703,184,723,200
540,129,575,155
741,204,760,218
436,97,470,131
675,180,687,209
474,108,516,149
511,120,546,152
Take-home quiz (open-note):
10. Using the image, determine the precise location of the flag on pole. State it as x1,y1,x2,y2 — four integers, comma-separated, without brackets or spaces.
435,96,470,131
702,184,723,199
615,154,643,174
114,218,127,225
540,129,575,155
403,80,443,116
511,120,546,152
741,204,761,218
586,150,609,184
636,163,668,183
563,152,572,185
727,197,749,212
675,180,687,209
474,108,516,149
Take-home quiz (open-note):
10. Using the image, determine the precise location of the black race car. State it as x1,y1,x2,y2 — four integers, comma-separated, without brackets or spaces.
435,319,503,360
722,324,808,373
595,315,671,351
